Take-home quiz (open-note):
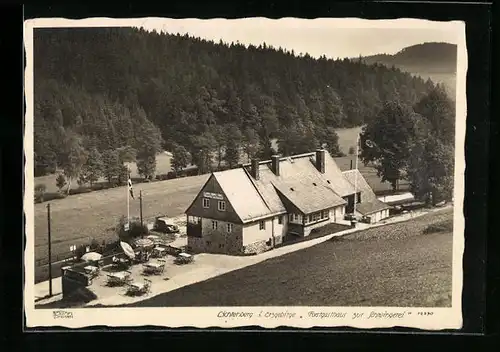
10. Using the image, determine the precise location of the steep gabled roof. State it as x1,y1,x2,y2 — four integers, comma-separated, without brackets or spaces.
342,169,391,215
273,180,346,214
356,200,392,216
246,153,349,214
188,150,372,223
250,166,288,215
342,169,377,202
212,168,275,223
322,153,357,197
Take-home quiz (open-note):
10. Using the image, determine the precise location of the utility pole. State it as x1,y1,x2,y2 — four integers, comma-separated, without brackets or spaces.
47,203,53,297
353,134,359,222
139,190,143,226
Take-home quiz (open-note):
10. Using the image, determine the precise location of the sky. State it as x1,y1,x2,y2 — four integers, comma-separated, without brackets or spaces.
138,18,460,59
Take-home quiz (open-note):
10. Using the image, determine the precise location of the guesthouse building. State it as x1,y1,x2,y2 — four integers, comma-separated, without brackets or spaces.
185,149,390,255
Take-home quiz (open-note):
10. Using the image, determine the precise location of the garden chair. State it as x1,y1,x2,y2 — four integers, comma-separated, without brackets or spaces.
126,278,152,296
84,265,100,279
141,279,152,295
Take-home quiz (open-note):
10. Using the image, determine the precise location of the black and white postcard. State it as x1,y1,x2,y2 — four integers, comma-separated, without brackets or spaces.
24,17,467,330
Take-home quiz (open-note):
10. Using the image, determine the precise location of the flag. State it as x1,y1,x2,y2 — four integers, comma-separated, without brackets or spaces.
128,177,134,199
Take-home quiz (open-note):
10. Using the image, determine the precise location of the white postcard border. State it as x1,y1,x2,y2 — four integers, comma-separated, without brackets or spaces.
23,17,467,330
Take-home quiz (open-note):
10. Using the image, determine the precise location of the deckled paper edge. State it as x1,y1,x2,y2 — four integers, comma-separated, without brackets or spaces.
23,17,467,331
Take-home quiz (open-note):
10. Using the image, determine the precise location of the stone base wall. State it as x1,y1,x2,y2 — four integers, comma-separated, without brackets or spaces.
187,237,207,254
189,236,279,256
243,240,273,255
274,235,283,246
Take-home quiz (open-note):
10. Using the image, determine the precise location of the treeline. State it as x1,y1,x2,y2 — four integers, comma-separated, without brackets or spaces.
360,84,455,204
34,27,436,180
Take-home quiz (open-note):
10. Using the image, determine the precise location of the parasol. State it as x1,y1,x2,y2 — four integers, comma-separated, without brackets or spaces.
120,241,136,259
134,238,155,249
81,252,102,262
146,234,162,245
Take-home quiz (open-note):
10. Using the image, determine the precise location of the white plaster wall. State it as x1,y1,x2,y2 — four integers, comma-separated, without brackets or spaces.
273,214,288,239
329,206,345,223
242,218,273,246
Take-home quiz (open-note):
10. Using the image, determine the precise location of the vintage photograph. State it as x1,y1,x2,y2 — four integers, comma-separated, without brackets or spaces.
24,17,466,329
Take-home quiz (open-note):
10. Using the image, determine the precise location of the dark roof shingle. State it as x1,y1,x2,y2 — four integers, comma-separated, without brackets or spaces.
356,200,392,215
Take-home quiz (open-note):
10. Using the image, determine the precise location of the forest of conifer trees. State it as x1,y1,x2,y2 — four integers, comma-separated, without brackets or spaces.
33,27,436,184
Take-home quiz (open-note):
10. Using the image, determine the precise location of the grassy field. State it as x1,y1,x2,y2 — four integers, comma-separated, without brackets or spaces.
336,126,363,154
33,174,210,262
120,208,453,307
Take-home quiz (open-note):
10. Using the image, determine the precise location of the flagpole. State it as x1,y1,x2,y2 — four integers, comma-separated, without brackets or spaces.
354,134,359,216
127,166,130,227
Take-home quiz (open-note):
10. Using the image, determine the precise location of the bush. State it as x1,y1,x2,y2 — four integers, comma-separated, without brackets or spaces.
68,187,93,196
56,174,67,192
91,182,108,191
34,184,47,203
74,244,88,260
102,240,121,255
89,238,100,252
116,216,149,242
43,192,67,202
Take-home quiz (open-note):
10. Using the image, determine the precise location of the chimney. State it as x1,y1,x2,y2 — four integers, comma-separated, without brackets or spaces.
251,158,260,180
316,149,326,174
271,155,280,176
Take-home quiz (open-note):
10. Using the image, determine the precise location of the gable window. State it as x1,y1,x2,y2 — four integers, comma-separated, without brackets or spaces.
218,201,226,211
202,198,210,208
259,220,265,230
227,223,233,233
212,220,218,230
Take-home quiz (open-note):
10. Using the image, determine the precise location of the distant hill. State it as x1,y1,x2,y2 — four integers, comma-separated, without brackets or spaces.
360,42,457,99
